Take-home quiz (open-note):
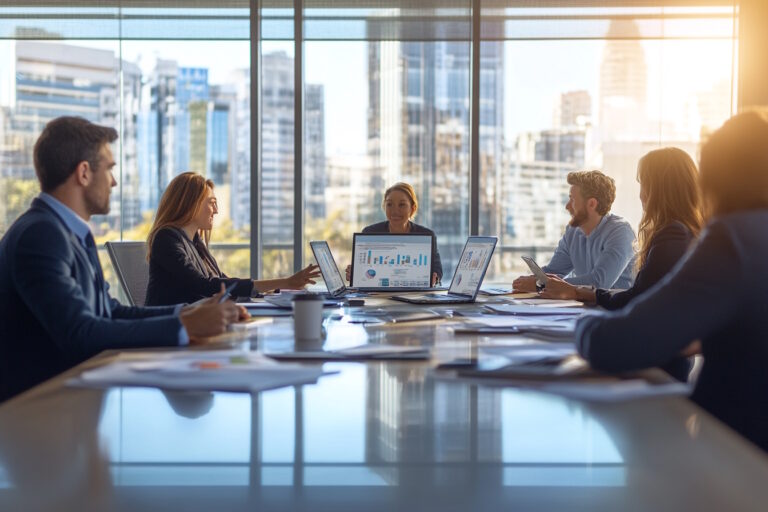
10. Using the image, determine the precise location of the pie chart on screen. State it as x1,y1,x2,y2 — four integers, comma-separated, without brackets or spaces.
366,269,376,279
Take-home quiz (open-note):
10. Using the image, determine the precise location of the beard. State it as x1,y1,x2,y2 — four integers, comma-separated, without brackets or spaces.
84,188,111,216
568,206,588,227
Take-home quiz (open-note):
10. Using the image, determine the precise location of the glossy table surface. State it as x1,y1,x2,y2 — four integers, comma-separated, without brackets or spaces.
1,298,768,512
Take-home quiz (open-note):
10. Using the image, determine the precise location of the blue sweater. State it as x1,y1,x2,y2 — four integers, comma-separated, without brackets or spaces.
543,213,636,289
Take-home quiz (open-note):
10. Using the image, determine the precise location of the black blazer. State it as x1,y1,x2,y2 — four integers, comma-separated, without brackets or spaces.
146,226,253,306
0,199,181,402
362,221,443,281
594,222,695,381
577,211,768,452
596,222,694,310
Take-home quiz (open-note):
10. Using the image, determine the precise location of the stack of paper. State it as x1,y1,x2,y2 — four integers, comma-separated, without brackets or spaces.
485,304,586,316
69,350,333,393
454,314,577,340
266,344,430,361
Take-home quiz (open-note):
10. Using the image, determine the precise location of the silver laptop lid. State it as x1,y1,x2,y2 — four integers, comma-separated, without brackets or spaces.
310,241,346,296
447,236,498,299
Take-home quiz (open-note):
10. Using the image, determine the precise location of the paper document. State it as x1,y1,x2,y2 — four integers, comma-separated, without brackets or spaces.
69,350,333,393
486,304,586,316
509,299,584,308
539,380,691,402
266,344,430,361
478,343,577,364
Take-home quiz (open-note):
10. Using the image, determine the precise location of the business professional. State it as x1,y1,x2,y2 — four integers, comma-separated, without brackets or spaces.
345,182,443,285
0,117,243,402
576,110,768,452
145,172,320,306
513,170,636,291
540,148,703,381
541,148,702,309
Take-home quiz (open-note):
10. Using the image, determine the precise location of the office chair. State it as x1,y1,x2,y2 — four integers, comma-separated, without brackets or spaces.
105,241,149,307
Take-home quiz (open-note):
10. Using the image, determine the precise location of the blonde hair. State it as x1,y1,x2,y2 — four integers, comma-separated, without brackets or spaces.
147,172,215,260
700,109,768,217
567,170,616,216
636,148,703,270
382,182,419,220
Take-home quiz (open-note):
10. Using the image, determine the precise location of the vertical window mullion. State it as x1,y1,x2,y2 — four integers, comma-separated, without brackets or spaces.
251,0,263,278
469,0,481,236
294,0,304,272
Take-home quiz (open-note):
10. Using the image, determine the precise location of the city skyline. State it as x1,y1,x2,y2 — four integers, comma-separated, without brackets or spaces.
0,31,736,279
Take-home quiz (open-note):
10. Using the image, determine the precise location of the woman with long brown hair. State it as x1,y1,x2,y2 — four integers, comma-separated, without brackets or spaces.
540,147,702,310
145,172,319,306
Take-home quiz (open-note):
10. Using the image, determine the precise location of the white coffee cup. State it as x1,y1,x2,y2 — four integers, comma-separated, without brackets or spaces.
292,293,324,343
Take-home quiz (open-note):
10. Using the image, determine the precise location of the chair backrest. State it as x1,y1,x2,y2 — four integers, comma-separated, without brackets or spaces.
105,241,149,307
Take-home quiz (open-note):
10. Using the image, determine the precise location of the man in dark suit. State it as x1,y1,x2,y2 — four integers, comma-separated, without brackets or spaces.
0,116,243,402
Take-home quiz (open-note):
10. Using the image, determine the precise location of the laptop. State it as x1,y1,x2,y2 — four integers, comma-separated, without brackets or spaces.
309,240,366,298
350,233,434,292
390,236,497,304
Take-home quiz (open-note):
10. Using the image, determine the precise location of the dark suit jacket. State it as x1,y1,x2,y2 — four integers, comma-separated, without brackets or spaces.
146,226,253,306
596,221,694,310
362,221,443,281
593,222,695,382
577,211,768,452
0,199,181,402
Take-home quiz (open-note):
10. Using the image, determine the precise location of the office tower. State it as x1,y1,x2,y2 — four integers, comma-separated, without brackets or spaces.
118,60,143,230
368,41,505,270
258,51,325,248
554,90,592,129
598,20,649,228
229,68,251,229
0,41,125,233
305,83,326,220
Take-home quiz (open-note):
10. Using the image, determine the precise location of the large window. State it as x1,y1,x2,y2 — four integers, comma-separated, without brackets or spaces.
0,1,739,291
478,3,737,278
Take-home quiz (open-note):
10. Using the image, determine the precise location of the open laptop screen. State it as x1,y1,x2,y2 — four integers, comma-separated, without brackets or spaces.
310,241,346,296
448,237,497,297
351,233,432,290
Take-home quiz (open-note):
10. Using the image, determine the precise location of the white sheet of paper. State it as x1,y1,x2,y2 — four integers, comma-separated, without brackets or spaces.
510,299,584,308
486,304,586,316
69,350,332,393
337,344,428,356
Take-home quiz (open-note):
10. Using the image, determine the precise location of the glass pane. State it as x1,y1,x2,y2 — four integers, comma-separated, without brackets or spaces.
303,40,471,282
118,40,252,278
261,41,295,279
480,30,734,280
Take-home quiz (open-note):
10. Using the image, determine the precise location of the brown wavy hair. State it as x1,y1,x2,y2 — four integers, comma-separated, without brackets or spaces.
700,109,768,217
635,147,703,270
566,170,616,216
147,172,215,260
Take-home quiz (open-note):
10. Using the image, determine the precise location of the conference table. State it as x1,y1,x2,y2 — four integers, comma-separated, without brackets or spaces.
1,296,767,511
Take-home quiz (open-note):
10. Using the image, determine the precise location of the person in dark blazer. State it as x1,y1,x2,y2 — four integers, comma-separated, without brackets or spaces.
345,182,443,286
145,172,320,306
539,148,703,380
0,117,243,403
575,109,768,452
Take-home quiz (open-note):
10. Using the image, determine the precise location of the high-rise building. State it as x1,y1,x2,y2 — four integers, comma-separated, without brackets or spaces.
598,20,650,228
257,51,325,250
0,41,128,233
368,41,505,272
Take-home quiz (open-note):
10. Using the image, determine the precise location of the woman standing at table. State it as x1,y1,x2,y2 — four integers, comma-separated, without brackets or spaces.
575,110,768,452
345,182,443,286
145,172,319,306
